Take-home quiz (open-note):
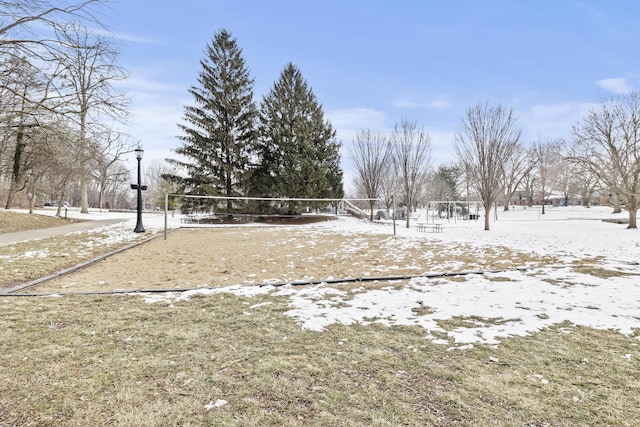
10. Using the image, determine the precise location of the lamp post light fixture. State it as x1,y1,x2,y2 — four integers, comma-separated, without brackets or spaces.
131,147,147,233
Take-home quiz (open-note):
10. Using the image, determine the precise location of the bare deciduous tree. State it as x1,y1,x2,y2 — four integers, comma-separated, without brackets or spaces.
571,92,640,228
552,153,581,208
144,159,179,210
0,1,135,212
0,1,104,112
349,129,389,221
1,56,45,208
0,0,102,59
454,102,522,231
388,118,431,228
498,142,533,211
38,118,84,215
90,126,134,211
520,160,537,208
22,125,59,212
378,169,400,217
606,171,624,214
53,22,129,213
533,138,560,215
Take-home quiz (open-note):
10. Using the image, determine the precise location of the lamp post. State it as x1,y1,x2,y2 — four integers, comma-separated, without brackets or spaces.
131,147,147,233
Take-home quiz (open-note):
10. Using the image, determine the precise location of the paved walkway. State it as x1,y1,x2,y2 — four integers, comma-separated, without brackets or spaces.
0,218,127,245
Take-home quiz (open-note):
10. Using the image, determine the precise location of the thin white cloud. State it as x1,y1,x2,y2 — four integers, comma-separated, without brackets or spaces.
328,107,389,146
521,101,598,142
120,76,185,95
529,102,579,119
91,26,160,45
111,31,159,45
328,107,387,130
426,97,452,110
595,77,633,94
429,130,456,166
392,98,422,109
115,72,191,167
392,96,452,110
122,100,183,163
326,108,389,195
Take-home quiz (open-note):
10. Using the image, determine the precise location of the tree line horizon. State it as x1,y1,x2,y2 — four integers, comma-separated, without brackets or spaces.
351,97,640,230
2,2,638,230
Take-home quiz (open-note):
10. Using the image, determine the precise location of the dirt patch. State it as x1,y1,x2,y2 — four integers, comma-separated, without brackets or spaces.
30,227,398,293
27,226,566,294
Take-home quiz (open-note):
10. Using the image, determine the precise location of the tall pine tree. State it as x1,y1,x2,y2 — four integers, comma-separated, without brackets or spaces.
253,63,343,211
168,29,257,210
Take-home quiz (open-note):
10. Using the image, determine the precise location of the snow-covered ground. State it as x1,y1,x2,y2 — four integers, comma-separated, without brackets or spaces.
23,205,640,347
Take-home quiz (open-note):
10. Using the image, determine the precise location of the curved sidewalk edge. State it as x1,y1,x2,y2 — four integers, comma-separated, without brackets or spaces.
0,218,128,246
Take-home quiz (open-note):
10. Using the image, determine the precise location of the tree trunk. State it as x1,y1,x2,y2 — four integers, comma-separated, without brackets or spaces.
483,201,491,231
80,180,89,213
26,175,40,214
5,128,25,209
55,192,64,217
628,209,637,229
405,199,411,228
611,194,622,213
27,193,34,214
226,169,233,211
98,178,106,211
628,199,638,228
484,208,490,231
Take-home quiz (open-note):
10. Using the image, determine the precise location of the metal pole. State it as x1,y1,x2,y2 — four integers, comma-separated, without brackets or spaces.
133,155,145,233
164,193,168,240
392,195,396,236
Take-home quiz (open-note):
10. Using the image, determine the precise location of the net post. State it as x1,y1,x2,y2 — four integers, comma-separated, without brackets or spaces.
164,193,168,240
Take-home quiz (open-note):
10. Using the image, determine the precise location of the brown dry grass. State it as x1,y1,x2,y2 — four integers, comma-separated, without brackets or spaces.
0,231,154,291
2,212,639,426
0,210,78,233
28,227,578,294
1,294,639,426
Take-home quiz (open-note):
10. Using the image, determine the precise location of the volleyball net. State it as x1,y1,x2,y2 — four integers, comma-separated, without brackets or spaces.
160,194,379,238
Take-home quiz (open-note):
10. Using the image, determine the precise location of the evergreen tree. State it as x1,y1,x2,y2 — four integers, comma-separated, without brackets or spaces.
253,63,343,211
168,29,257,210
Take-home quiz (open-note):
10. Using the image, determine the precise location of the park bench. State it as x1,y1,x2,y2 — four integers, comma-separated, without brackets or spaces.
416,222,443,233
181,214,202,224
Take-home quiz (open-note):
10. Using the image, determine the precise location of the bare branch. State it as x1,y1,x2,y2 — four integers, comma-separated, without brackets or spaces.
571,92,640,228
455,102,522,230
389,118,431,228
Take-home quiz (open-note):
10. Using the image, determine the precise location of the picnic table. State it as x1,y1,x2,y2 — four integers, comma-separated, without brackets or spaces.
416,222,443,233
181,214,203,224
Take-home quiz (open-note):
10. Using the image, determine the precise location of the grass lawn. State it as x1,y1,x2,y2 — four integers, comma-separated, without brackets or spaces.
0,210,78,234
1,211,639,426
0,212,153,290
1,293,639,426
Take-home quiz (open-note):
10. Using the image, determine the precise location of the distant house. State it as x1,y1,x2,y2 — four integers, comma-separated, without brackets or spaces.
508,192,584,207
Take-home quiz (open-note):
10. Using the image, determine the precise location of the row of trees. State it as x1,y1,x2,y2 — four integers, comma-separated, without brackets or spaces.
0,0,135,213
166,30,344,213
349,119,431,228
3,5,637,228
351,96,640,230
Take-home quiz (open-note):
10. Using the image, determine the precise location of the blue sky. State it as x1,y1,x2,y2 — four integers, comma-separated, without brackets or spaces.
105,1,640,190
